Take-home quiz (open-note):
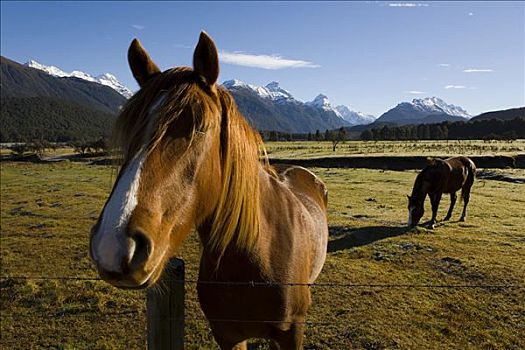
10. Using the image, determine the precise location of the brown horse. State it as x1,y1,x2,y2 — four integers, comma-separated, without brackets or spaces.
407,156,476,228
89,32,329,349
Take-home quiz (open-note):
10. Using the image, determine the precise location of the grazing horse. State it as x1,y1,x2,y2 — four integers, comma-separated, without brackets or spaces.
407,156,476,228
89,32,329,349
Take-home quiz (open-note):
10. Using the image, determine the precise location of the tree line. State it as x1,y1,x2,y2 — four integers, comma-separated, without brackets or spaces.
360,118,525,141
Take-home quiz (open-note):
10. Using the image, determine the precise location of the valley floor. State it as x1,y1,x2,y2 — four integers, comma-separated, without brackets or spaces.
1,162,524,349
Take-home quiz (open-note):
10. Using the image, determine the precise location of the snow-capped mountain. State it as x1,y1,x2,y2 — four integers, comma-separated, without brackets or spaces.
307,94,333,111
25,60,133,98
307,94,375,126
222,80,296,103
411,97,471,119
222,79,378,131
96,73,134,99
25,60,70,77
375,97,471,125
222,79,353,132
335,105,376,125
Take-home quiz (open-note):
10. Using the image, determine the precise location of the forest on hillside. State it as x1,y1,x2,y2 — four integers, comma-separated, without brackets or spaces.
0,96,115,142
360,118,525,141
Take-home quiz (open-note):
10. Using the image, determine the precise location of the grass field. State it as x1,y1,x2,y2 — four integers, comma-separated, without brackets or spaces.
2,139,525,160
265,140,525,159
1,151,524,348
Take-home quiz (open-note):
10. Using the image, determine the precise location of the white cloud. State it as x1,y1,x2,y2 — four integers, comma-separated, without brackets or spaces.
219,51,320,70
438,63,450,67
445,85,467,89
406,90,426,94
463,68,493,73
468,12,474,16
132,24,145,30
173,44,192,49
388,3,429,7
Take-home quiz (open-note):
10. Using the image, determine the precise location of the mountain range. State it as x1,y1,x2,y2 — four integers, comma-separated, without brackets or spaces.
14,59,474,131
1,57,126,114
20,60,373,132
374,97,471,125
1,56,124,141
25,59,134,98
221,80,372,132
2,55,520,143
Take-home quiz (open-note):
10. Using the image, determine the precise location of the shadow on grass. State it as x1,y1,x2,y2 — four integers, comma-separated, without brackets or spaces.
328,225,410,252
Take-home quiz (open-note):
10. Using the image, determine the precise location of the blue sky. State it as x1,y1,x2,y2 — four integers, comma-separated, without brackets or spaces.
1,1,524,116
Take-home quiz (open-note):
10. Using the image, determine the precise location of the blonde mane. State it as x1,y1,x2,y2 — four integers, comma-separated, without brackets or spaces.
111,69,270,258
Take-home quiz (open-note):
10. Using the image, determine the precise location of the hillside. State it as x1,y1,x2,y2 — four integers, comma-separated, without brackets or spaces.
0,96,114,142
25,59,134,98
374,97,470,125
224,80,351,133
1,56,126,114
470,107,525,122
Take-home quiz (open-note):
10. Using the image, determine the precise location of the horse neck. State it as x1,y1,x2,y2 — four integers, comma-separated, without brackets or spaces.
196,104,264,263
412,174,429,203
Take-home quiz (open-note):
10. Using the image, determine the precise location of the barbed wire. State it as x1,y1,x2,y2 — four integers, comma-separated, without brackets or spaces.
1,310,143,321
0,309,352,326
2,275,523,289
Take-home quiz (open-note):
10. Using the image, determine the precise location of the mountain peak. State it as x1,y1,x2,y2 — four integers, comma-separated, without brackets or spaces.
265,81,280,89
25,59,69,78
376,96,471,124
24,59,133,98
335,105,376,125
223,79,249,88
223,80,294,102
308,94,332,111
410,96,470,118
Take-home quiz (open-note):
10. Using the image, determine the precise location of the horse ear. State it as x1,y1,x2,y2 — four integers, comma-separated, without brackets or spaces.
128,38,161,87
426,157,435,165
193,31,219,86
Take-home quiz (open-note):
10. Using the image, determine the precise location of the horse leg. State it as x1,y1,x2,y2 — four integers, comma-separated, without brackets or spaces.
460,186,471,222
272,322,305,350
215,340,247,350
443,192,457,221
213,333,247,350
429,193,442,228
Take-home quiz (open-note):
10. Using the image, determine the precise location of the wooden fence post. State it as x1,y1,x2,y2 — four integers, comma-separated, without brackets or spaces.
147,258,185,350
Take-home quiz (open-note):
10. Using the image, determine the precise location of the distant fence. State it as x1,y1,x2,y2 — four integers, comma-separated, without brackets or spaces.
2,257,524,349
270,154,525,170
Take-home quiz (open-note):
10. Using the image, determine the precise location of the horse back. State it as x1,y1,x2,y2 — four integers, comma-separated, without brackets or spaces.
273,164,328,210
271,164,329,283
443,156,476,192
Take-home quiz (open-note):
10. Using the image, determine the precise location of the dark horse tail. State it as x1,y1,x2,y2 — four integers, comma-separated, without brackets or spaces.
461,158,476,202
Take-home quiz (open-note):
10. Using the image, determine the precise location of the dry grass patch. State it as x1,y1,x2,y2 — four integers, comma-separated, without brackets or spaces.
1,162,524,349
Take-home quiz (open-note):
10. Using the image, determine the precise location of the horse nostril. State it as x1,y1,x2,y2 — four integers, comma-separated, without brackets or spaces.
128,230,153,268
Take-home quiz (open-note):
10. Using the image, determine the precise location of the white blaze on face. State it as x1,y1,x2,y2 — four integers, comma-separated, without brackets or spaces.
92,150,145,272
408,206,415,226
91,92,169,273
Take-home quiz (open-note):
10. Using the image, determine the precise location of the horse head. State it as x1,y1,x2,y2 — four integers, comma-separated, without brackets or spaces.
407,194,424,227
89,32,227,288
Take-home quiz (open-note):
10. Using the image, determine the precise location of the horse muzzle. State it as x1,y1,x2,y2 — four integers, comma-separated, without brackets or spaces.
90,227,158,289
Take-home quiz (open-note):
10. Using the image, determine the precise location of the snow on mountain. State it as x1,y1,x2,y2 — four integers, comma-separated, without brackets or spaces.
25,60,69,78
96,73,134,99
265,81,295,102
223,79,374,126
25,60,133,98
307,94,334,112
375,96,471,125
411,97,471,118
222,79,296,103
334,105,376,125
306,94,374,125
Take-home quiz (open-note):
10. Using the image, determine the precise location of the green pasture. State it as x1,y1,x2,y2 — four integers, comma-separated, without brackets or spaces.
265,140,525,159
1,159,524,349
